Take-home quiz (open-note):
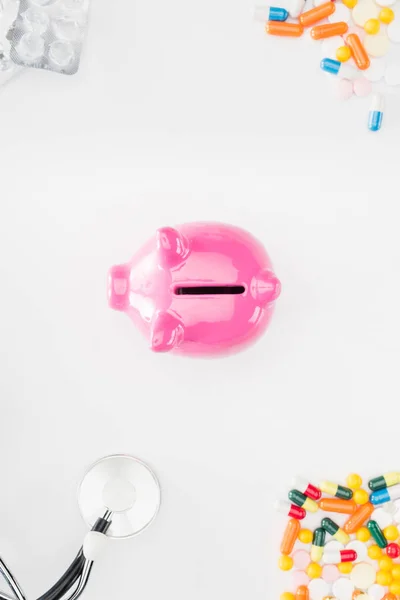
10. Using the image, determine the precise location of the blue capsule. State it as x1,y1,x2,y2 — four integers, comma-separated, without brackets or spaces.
368,94,384,132
253,5,289,21
320,58,355,79
268,6,289,20
370,488,391,505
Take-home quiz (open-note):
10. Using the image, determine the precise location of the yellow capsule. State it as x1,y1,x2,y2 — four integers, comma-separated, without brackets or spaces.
379,7,394,23
356,527,371,542
390,582,400,595
342,0,357,7
353,489,369,505
364,18,380,34
368,544,383,560
377,571,393,586
384,525,399,541
379,557,393,571
338,562,353,574
303,497,319,513
392,565,400,580
298,529,313,544
307,563,323,579
279,555,294,571
347,474,363,489
311,545,324,563
281,594,295,600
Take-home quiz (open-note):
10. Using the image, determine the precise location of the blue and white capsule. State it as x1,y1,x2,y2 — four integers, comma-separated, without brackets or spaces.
253,5,289,21
368,94,384,132
370,483,400,505
320,58,356,80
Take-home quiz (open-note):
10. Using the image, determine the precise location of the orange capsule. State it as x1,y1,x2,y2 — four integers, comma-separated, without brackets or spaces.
300,2,335,27
382,595,397,600
318,498,357,515
343,502,374,534
265,21,304,36
281,518,301,555
346,33,370,70
311,21,348,39
296,586,310,600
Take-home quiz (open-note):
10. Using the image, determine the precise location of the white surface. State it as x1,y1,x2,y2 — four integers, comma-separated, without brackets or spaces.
1,0,400,599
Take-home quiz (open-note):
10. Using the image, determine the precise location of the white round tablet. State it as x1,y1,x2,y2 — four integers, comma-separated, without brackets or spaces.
320,36,345,59
371,507,394,528
368,584,386,600
385,64,400,85
383,501,397,515
324,541,345,553
309,578,330,600
329,3,351,22
388,20,400,43
346,540,368,563
364,33,390,56
333,577,355,600
375,0,396,6
351,563,376,590
352,1,380,26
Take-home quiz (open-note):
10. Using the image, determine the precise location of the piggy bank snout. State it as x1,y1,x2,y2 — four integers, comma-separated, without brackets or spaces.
254,269,281,303
108,264,130,311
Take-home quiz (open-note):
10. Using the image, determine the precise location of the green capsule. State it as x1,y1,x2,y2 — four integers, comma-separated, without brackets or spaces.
289,489,307,508
321,517,339,535
320,481,353,500
368,472,400,491
335,484,353,500
312,527,326,547
367,520,387,548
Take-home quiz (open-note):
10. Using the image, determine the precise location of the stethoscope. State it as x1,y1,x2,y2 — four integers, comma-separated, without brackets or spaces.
0,455,161,600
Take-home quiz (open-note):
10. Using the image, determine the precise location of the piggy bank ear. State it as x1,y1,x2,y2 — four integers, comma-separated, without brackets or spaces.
156,227,190,268
150,311,185,353
254,269,281,304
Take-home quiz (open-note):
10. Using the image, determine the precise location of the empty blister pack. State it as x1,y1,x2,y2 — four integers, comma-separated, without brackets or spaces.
10,0,90,75
0,0,23,87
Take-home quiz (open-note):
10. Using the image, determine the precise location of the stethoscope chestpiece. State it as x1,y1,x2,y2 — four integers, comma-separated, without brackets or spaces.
78,454,161,539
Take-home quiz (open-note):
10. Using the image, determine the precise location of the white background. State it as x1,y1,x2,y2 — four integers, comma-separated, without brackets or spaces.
1,0,400,598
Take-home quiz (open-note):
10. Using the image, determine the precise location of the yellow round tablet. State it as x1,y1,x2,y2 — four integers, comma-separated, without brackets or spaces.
356,527,370,542
279,555,294,571
347,473,363,489
353,489,369,505
343,0,358,7
336,46,352,62
298,529,313,544
365,18,380,33
380,7,395,23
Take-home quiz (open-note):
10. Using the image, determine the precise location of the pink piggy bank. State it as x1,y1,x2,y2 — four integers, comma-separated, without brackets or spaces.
108,222,281,356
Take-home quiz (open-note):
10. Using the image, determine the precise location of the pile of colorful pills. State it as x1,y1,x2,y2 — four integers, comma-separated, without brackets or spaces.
276,472,400,600
254,0,400,131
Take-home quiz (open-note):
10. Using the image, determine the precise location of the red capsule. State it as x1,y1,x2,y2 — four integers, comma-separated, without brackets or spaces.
292,476,322,500
275,500,306,520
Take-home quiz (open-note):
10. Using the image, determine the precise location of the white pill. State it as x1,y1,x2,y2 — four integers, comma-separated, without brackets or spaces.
364,58,387,81
352,1,379,26
324,541,345,553
346,541,367,563
384,64,400,86
364,33,390,57
368,584,386,600
383,501,397,515
329,3,351,22
388,20,400,43
371,507,394,529
16,32,45,61
375,0,396,6
333,578,355,600
320,36,345,59
351,563,376,590
309,578,330,600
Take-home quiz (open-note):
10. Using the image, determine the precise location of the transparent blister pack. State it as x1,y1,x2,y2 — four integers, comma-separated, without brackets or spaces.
0,0,23,87
10,0,90,75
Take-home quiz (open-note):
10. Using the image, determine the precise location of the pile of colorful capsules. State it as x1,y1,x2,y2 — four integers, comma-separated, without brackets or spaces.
254,0,400,131
276,472,400,600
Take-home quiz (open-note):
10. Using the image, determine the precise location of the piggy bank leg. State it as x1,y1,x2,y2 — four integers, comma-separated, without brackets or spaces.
150,311,185,352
